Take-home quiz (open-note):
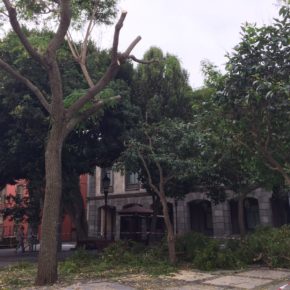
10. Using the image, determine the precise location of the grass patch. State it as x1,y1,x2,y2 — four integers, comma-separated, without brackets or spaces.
5,227,290,289
59,241,176,281
0,262,36,290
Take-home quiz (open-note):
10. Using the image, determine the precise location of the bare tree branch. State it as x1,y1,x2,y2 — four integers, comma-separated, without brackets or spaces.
0,58,50,113
138,152,160,195
80,16,95,63
128,55,158,64
2,0,44,64
66,11,138,120
164,175,175,184
46,0,72,56
66,31,80,60
65,95,121,134
112,11,127,60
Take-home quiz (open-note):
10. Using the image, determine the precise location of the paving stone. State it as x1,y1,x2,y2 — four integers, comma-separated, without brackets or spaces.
23,282,136,290
204,275,273,289
167,285,225,290
169,270,216,282
237,269,290,280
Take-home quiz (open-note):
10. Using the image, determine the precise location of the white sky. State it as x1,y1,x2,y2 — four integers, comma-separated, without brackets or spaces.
97,0,280,88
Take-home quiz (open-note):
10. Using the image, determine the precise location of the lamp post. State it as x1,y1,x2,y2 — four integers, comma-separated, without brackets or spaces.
102,172,110,240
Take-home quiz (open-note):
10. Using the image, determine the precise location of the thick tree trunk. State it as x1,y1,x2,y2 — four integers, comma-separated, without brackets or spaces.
238,194,246,239
159,190,176,264
35,124,64,285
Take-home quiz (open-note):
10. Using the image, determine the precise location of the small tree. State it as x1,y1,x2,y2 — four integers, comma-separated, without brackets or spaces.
119,119,202,264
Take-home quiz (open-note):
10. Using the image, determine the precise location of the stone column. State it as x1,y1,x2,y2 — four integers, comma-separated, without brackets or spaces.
257,191,273,227
88,200,98,237
115,213,121,240
212,203,226,237
177,200,187,235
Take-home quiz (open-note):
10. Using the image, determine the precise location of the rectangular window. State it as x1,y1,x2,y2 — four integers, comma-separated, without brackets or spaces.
125,171,140,191
88,168,96,197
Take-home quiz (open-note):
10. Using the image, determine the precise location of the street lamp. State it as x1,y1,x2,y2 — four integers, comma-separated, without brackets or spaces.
102,172,110,240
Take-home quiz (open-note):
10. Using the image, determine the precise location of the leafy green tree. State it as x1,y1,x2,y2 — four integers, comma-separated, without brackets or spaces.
119,120,202,264
197,60,285,238
119,48,197,264
0,1,147,283
0,29,137,242
217,5,290,186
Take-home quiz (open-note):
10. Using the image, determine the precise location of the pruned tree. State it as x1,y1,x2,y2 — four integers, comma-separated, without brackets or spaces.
0,0,150,285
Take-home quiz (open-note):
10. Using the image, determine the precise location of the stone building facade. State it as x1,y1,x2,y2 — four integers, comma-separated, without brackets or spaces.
86,167,288,240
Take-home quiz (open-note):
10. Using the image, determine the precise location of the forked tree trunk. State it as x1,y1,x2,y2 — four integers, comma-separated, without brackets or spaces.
159,190,176,264
238,194,246,239
36,124,64,285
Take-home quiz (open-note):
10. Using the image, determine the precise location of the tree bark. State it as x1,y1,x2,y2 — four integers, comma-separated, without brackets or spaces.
149,194,158,245
238,193,246,239
35,124,64,285
159,190,176,264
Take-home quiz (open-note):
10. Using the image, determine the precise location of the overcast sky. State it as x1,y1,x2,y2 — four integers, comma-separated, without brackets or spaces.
97,0,280,88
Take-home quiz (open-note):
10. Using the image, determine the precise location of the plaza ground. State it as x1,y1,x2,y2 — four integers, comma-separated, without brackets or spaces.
20,268,290,290
1,246,290,289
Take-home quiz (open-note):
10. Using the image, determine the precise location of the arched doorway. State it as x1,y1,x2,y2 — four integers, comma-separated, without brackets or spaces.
98,206,116,240
188,200,213,236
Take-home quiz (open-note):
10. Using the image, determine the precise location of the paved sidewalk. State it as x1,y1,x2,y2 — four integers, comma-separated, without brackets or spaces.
2,248,290,290
21,268,290,290
0,242,76,268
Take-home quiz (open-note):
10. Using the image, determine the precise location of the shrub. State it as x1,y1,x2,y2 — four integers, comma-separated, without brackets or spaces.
193,238,244,271
176,232,210,261
176,232,245,270
242,225,290,268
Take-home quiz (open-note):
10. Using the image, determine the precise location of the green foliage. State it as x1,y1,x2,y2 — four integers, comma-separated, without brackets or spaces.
193,240,244,271
119,118,203,198
215,4,290,184
176,232,245,270
100,241,175,276
242,226,290,267
177,227,290,270
0,0,118,30
132,47,194,123
59,242,175,279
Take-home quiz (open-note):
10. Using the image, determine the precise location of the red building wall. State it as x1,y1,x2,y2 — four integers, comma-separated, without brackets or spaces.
0,177,87,242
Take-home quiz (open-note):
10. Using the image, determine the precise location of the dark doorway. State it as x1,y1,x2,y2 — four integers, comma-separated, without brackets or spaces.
188,200,213,236
271,197,290,227
119,204,152,242
229,197,260,234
